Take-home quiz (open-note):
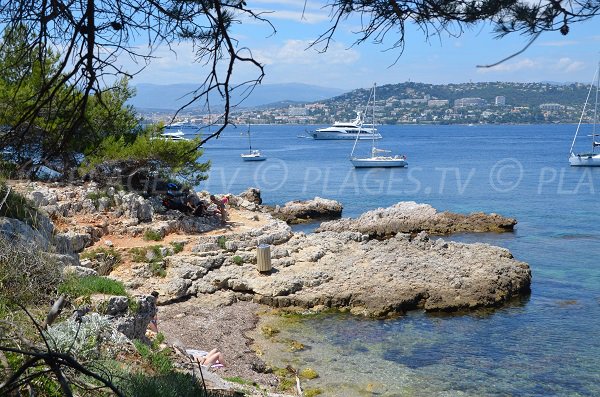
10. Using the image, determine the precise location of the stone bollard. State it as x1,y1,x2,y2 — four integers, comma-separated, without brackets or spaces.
256,244,272,273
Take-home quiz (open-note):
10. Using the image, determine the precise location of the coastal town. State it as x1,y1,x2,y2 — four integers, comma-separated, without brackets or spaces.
141,81,592,126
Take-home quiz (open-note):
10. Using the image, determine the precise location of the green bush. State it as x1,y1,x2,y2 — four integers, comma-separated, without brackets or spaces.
58,275,126,298
232,255,243,265
217,236,226,249
144,229,163,241
150,262,166,278
86,190,116,210
80,246,122,263
0,236,62,306
79,126,211,188
133,339,172,374
129,247,148,263
80,246,122,275
0,182,44,230
170,241,184,254
119,371,210,397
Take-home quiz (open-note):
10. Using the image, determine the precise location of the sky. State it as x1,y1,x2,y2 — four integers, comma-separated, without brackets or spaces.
123,1,600,91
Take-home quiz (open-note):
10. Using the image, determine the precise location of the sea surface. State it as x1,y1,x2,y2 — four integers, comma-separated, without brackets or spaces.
198,124,600,396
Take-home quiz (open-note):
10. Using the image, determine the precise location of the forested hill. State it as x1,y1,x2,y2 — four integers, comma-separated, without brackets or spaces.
328,81,590,107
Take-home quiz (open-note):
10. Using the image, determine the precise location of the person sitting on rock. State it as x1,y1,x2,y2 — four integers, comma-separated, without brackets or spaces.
185,190,207,217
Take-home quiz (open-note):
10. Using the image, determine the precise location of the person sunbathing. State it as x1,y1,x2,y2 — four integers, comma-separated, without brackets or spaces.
188,348,226,368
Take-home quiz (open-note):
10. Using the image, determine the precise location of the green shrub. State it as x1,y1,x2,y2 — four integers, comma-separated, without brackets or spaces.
81,246,122,263
170,241,184,254
86,190,115,210
144,229,163,241
0,182,44,230
80,246,122,275
46,313,128,360
130,245,163,263
133,339,173,375
149,262,166,278
232,255,243,265
129,247,147,262
0,237,62,306
119,371,209,397
58,275,127,298
217,236,226,249
79,127,211,188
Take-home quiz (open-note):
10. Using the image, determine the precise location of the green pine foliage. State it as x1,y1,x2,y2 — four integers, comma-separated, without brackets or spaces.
80,126,210,187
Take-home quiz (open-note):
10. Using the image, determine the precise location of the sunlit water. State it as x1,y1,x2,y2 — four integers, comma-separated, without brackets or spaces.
199,124,600,396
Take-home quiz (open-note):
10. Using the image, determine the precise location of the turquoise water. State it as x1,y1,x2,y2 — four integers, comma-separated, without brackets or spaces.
201,124,600,396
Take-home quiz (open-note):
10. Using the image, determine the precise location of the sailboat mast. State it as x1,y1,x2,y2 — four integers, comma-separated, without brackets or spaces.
369,83,375,155
570,64,598,155
247,123,252,152
594,62,600,152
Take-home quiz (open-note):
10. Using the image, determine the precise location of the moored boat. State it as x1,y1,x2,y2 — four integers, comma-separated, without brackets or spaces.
569,61,600,166
312,112,382,140
350,83,408,168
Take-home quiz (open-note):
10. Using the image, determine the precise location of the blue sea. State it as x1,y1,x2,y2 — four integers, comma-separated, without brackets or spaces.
200,124,600,396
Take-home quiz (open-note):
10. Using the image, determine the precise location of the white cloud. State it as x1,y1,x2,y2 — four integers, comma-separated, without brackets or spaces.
554,57,585,73
477,58,539,73
538,40,579,47
255,39,360,66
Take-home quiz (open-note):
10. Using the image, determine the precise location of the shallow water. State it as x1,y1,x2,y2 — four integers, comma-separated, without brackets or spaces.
201,124,600,396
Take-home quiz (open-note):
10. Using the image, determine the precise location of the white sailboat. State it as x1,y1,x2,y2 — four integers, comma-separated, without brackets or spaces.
569,61,600,166
350,83,407,168
241,124,266,161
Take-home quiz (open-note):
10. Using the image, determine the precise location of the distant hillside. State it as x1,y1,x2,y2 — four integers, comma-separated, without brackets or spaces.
326,81,590,108
129,83,345,110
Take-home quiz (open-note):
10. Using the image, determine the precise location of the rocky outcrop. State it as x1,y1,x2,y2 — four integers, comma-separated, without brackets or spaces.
0,217,52,249
125,216,530,316
94,294,157,340
237,187,262,205
268,197,343,224
316,201,516,238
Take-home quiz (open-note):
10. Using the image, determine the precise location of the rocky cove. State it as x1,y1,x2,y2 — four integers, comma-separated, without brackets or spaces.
4,181,531,395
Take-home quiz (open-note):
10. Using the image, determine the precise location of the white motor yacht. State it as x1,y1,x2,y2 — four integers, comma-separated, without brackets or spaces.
312,112,382,140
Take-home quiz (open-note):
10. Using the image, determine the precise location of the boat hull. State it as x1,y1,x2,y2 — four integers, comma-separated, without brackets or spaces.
241,155,266,161
351,158,408,168
312,132,382,140
569,153,600,166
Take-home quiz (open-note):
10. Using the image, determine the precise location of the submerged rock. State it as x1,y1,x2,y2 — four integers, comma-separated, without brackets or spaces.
316,201,516,237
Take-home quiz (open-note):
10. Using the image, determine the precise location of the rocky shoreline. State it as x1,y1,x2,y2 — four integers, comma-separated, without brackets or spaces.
3,181,531,395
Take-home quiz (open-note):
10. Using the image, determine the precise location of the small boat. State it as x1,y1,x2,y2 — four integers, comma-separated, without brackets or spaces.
164,119,200,134
350,83,407,168
569,61,600,166
241,125,266,161
158,130,189,141
351,148,408,168
312,112,382,140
